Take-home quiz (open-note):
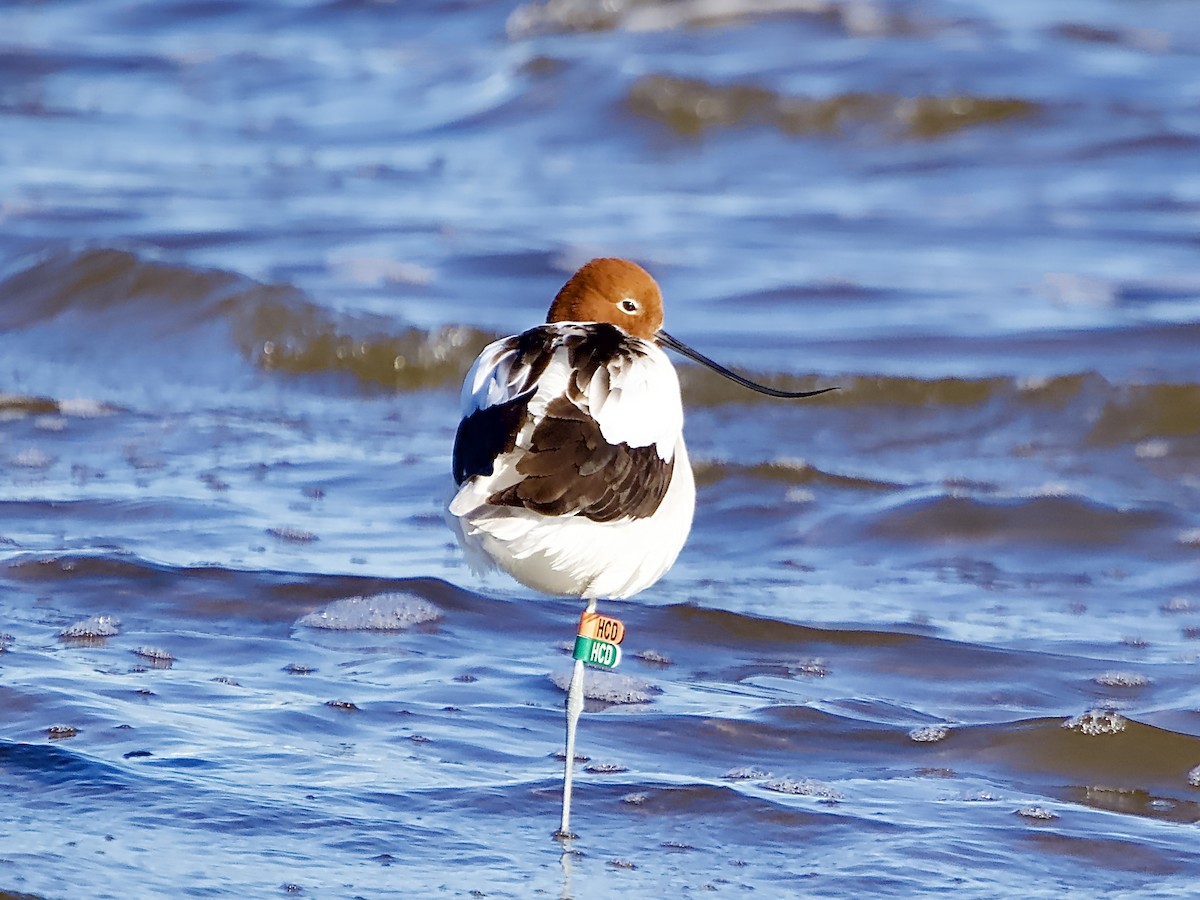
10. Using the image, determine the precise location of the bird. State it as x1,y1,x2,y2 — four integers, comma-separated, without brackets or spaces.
448,257,832,839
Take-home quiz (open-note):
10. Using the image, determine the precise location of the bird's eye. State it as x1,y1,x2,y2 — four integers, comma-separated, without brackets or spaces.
620,299,638,314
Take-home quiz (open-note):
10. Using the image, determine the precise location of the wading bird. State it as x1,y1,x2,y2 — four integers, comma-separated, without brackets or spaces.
449,258,832,838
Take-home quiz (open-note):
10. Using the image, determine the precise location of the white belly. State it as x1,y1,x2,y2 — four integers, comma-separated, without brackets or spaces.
449,439,695,600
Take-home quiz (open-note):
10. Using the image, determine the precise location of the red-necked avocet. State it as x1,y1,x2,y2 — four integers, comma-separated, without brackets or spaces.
448,257,833,838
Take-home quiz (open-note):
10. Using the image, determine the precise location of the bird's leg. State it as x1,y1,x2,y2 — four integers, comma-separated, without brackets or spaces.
557,658,585,839
556,597,596,840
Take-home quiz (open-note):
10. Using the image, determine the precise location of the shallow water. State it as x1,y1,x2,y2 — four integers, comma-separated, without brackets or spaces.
2,0,1200,896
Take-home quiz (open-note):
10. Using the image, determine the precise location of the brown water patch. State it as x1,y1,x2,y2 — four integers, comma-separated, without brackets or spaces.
661,604,927,652
0,393,60,416
239,300,492,391
627,74,1041,140
1023,832,1186,875
870,495,1168,546
692,457,900,491
959,716,1200,796
1088,383,1200,445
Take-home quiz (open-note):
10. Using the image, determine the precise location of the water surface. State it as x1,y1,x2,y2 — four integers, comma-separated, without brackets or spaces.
2,0,1199,896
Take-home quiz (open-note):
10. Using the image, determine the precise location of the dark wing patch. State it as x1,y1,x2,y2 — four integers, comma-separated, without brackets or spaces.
487,395,673,522
507,327,559,391
453,391,532,486
566,322,631,373
452,327,560,487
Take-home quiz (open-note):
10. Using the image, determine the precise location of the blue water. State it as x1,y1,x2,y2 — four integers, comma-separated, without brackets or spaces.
2,1,1200,896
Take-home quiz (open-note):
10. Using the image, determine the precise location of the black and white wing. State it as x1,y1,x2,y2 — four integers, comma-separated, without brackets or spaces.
451,323,682,523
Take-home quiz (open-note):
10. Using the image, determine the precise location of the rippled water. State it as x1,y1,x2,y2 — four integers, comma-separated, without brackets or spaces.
2,1,1199,897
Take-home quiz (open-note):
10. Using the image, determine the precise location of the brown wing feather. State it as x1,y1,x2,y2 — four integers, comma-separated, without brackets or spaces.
478,324,675,523
488,395,673,522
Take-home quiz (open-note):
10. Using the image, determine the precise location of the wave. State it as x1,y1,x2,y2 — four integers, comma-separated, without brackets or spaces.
868,494,1173,547
578,702,1200,825
693,457,901,491
0,739,131,793
8,550,1200,828
2,249,1197,450
0,247,495,394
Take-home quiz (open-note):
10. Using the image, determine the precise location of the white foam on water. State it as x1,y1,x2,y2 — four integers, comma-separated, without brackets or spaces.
1093,671,1151,688
761,776,844,800
133,646,174,662
909,725,950,743
724,766,772,780
58,398,114,417
297,592,441,631
59,615,120,639
549,668,661,704
1063,709,1127,735
1016,806,1058,820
